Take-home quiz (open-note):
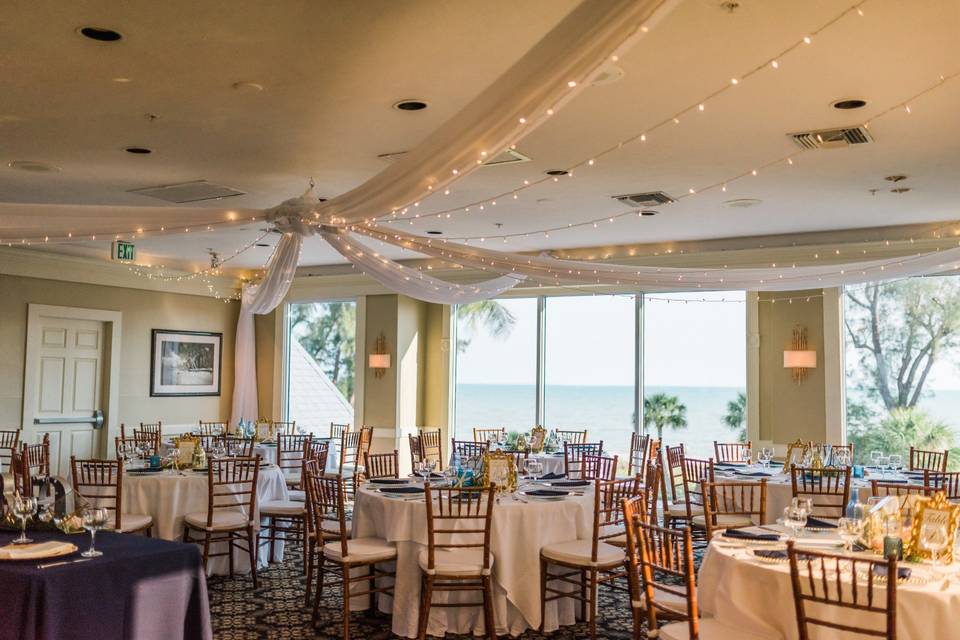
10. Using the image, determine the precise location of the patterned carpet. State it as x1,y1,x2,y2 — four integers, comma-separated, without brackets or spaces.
208,536,708,639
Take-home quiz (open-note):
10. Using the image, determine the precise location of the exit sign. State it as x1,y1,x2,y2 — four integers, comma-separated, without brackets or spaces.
112,240,136,261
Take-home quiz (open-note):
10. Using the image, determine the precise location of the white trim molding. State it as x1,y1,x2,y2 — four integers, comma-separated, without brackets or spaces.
822,287,845,444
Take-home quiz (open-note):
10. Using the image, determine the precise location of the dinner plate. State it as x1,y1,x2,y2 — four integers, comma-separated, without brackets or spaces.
521,489,570,501
0,541,78,561
369,478,411,485
546,480,590,488
378,486,425,495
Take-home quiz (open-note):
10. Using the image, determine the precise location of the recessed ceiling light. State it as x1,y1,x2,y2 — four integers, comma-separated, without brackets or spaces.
545,169,568,176
8,160,61,173
640,210,657,216
426,230,443,235
831,98,868,110
124,146,152,155
884,174,908,182
393,99,428,111
78,26,123,42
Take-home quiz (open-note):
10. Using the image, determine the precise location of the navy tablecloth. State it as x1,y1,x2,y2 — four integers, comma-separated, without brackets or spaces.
0,530,211,640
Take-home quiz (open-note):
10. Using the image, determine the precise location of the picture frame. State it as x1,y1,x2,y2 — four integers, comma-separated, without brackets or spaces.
150,330,222,397
529,426,546,453
907,492,960,563
255,420,275,443
480,451,517,493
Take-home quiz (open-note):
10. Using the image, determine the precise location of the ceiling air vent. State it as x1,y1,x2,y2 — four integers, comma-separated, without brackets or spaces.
612,191,675,208
128,180,246,203
789,125,874,150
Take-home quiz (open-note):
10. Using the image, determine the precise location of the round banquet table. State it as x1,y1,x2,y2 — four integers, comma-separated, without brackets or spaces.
698,536,960,640
121,465,289,575
158,437,340,472
351,482,594,638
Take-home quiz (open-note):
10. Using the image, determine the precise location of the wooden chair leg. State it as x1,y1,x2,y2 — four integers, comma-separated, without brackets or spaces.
228,532,235,577
268,517,276,564
588,569,598,640
579,568,587,622
342,562,352,640
304,536,314,606
246,526,258,589
312,557,326,626
201,532,211,575
418,573,434,640
482,574,496,640
539,556,547,632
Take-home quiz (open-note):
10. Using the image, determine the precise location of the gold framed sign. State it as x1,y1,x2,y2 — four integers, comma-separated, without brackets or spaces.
529,426,546,453
781,439,807,473
481,451,517,493
255,420,275,442
174,434,199,465
907,492,960,563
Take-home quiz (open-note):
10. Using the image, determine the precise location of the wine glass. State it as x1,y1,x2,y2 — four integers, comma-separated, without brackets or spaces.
743,446,753,466
920,521,948,577
783,506,807,539
876,455,890,480
758,447,773,471
792,497,813,528
870,450,883,469
525,458,543,483
11,494,37,545
837,517,863,553
888,454,903,477
81,507,109,558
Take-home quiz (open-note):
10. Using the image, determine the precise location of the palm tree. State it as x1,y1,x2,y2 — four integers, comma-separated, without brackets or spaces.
456,300,516,351
723,392,747,443
643,393,688,440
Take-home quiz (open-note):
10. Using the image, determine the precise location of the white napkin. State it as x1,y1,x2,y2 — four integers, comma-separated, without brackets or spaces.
0,540,75,560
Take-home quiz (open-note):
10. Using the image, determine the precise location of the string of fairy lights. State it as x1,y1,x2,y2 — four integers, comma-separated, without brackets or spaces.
375,0,872,227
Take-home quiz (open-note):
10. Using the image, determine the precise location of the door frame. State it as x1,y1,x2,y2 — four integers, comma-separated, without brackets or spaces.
22,304,123,457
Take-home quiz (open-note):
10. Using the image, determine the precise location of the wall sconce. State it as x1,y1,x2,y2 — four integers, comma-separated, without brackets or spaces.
783,325,817,383
369,332,391,379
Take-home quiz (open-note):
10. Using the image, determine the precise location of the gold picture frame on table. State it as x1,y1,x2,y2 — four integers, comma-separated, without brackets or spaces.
907,491,960,563
781,439,807,473
529,426,546,453
173,434,200,466
255,420,275,443
481,451,517,493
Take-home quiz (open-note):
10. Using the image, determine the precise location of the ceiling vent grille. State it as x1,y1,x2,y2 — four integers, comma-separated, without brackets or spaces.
789,125,874,150
612,191,675,208
128,180,246,203
377,148,532,166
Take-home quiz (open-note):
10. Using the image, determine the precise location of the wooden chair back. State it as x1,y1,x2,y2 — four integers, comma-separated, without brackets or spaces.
115,435,158,458
418,428,444,469
790,465,851,523
701,479,767,538
680,456,714,518
132,430,161,451
452,439,488,460
0,429,21,471
557,429,588,445
196,433,221,453
304,469,350,557
909,446,948,472
923,470,960,500
665,444,685,503
70,457,125,529
305,438,329,471
330,422,350,439
222,436,255,457
870,480,928,509
628,432,650,476
271,421,297,436
22,434,50,476
831,443,854,462
9,450,31,496
643,461,662,524
409,434,423,470
596,477,640,554
364,450,400,479
713,440,752,464
422,485,495,574
138,422,162,439
473,427,505,443
564,441,604,479
584,454,619,481
340,430,362,474
199,420,228,436
278,434,311,483
203,456,261,528
358,426,374,462
504,449,529,472
787,542,897,639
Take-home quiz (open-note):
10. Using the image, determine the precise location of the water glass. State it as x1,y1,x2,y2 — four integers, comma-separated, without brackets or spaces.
837,517,863,552
871,450,883,467
920,521,948,576
743,446,753,465
758,447,773,471
11,494,37,545
784,506,807,539
525,458,543,482
876,455,890,479
888,454,903,476
81,507,109,558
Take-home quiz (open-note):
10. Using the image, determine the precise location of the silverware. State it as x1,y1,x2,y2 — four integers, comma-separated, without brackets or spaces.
37,557,92,569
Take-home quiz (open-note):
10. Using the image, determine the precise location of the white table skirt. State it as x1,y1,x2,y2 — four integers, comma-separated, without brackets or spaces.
699,540,960,640
351,484,595,637
121,466,289,576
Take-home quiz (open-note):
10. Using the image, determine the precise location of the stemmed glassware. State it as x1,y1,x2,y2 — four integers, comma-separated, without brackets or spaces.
888,454,903,477
11,494,37,545
920,521,948,577
837,517,864,552
524,458,543,483
81,507,109,558
876,455,890,480
418,459,436,484
783,506,807,539
870,450,883,469
743,446,753,466
758,447,773,471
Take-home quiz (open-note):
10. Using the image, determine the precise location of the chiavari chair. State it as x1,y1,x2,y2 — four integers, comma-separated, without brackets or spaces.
363,450,400,480
584,453,619,481
642,460,663,526
222,435,255,457
302,458,323,605
870,479,928,509
278,433,312,489
196,433,221,454
909,446,948,472
787,542,897,640
409,434,423,471
504,448,529,473
663,444,687,522
9,450,31,496
790,465,851,524
831,442,854,462
330,422,350,440
557,429,588,445
540,477,637,640
358,425,374,471
199,420,228,436
260,443,310,564
0,428,21,472
339,430,362,480
114,435,158,459
564,441,604,479
698,480,767,538
451,439,488,461
22,434,50,477
673,456,714,528
628,432,650,476
713,440,752,464
418,428,444,470
473,427,505,443
309,471,395,640
139,421,162,436
289,438,331,503
270,420,297,436
181,456,261,586
418,485,495,640
70,456,153,535
923,470,960,500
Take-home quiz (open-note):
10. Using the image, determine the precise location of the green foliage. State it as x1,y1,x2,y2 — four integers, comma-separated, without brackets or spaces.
847,406,955,467
643,393,688,440
289,302,356,400
456,300,516,352
722,391,747,443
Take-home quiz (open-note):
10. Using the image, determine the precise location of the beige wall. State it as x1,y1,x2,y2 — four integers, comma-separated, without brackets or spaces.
758,289,827,444
0,273,238,432
254,311,276,418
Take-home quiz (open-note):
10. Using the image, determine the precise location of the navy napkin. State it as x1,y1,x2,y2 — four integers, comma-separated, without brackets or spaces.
524,489,570,497
722,528,780,542
539,472,566,480
805,517,838,529
872,565,912,580
379,486,424,494
752,549,788,559
548,480,590,487
735,471,773,477
370,478,410,485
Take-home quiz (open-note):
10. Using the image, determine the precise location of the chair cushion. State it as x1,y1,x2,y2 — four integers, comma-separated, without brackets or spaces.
691,514,754,529
660,618,780,640
184,510,252,531
633,586,692,616
320,518,352,538
283,471,302,486
116,513,152,533
541,539,624,567
667,502,703,518
322,536,396,563
417,548,494,576
287,489,306,502
260,500,305,517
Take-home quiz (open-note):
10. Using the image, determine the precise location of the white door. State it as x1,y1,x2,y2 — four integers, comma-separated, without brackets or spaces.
26,316,107,475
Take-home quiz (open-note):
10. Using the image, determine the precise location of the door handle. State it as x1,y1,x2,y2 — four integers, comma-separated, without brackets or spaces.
34,410,104,428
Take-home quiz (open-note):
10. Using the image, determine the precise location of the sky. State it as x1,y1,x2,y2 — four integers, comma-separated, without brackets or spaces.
455,291,747,388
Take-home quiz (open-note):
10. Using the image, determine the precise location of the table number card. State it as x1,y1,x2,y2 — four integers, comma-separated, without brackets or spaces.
529,426,546,454
255,421,274,442
481,451,517,493
907,491,960,563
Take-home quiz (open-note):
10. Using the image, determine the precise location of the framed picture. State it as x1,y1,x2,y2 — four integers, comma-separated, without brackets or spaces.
481,451,517,493
150,330,223,397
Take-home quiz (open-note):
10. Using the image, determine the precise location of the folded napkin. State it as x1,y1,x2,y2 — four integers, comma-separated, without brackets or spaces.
523,489,570,497
0,541,75,560
722,528,781,542
539,472,566,480
873,477,910,483
872,565,912,580
379,486,424,494
805,517,838,529
714,462,744,468
548,480,590,487
752,549,788,560
369,478,410,485
735,471,773,477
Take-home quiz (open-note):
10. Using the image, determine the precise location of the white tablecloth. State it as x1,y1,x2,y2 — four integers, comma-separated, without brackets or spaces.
121,466,289,575
699,538,960,639
352,483,595,637
159,438,339,472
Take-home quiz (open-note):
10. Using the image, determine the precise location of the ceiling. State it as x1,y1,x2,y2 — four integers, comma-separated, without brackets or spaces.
3,0,960,273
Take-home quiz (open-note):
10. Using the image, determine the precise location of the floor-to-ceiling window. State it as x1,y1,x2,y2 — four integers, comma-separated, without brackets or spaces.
454,298,538,435
844,278,960,467
642,291,747,459
286,300,356,435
